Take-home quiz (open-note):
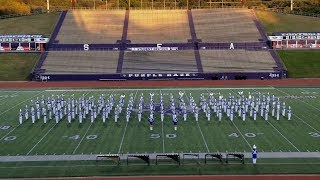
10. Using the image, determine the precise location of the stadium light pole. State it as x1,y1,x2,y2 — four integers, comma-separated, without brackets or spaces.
291,0,293,11
47,0,49,11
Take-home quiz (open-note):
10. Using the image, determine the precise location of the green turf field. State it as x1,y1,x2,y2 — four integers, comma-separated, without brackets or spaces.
277,50,320,78
0,87,319,155
255,10,320,35
0,53,40,81
0,86,319,177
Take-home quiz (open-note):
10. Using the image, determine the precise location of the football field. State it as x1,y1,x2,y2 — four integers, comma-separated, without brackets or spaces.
0,86,319,156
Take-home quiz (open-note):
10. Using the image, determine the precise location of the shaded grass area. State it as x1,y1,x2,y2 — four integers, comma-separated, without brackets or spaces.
0,158,319,178
0,53,40,81
277,50,320,78
255,10,320,34
0,12,60,36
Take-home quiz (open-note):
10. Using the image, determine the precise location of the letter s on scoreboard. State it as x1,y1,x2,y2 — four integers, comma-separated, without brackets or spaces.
83,44,90,51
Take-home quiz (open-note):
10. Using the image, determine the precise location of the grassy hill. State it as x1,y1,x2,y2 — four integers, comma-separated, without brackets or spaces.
0,12,59,81
0,53,40,81
0,12,60,36
278,50,320,78
255,10,320,34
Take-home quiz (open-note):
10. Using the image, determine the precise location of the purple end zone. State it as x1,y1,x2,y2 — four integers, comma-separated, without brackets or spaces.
48,11,67,46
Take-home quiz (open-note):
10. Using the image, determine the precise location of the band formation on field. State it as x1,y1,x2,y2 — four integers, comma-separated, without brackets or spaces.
18,91,293,130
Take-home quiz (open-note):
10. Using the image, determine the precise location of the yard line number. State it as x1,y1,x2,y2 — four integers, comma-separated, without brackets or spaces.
228,132,263,138
0,125,11,130
309,132,320,138
63,134,98,140
150,133,177,139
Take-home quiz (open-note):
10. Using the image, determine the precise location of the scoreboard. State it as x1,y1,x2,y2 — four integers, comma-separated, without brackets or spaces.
0,34,49,51
269,32,320,49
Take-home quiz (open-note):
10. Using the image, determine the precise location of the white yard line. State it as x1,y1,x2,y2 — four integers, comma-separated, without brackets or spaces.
45,87,275,92
273,87,319,132
266,121,300,152
26,124,57,155
196,122,210,152
250,88,301,152
183,90,210,152
0,92,19,104
0,91,45,141
226,90,252,149
159,89,165,153
70,91,95,155
72,123,93,154
0,91,44,117
117,89,139,154
276,88,320,112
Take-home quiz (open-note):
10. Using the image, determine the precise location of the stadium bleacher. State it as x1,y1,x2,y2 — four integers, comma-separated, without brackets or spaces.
127,10,191,43
55,10,125,44
42,51,119,74
192,9,262,42
122,50,198,73
200,50,277,72
38,8,284,80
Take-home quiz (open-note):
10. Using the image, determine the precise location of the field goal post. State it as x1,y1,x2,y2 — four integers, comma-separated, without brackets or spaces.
96,154,120,165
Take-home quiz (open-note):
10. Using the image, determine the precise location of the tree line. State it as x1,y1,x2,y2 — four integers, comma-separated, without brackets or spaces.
0,0,319,15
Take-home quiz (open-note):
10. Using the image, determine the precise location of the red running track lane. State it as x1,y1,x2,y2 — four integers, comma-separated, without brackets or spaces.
1,79,320,89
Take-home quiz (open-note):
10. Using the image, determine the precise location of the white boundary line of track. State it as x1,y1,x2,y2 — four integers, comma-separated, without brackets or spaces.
250,88,301,152
117,89,139,154
183,90,210,152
